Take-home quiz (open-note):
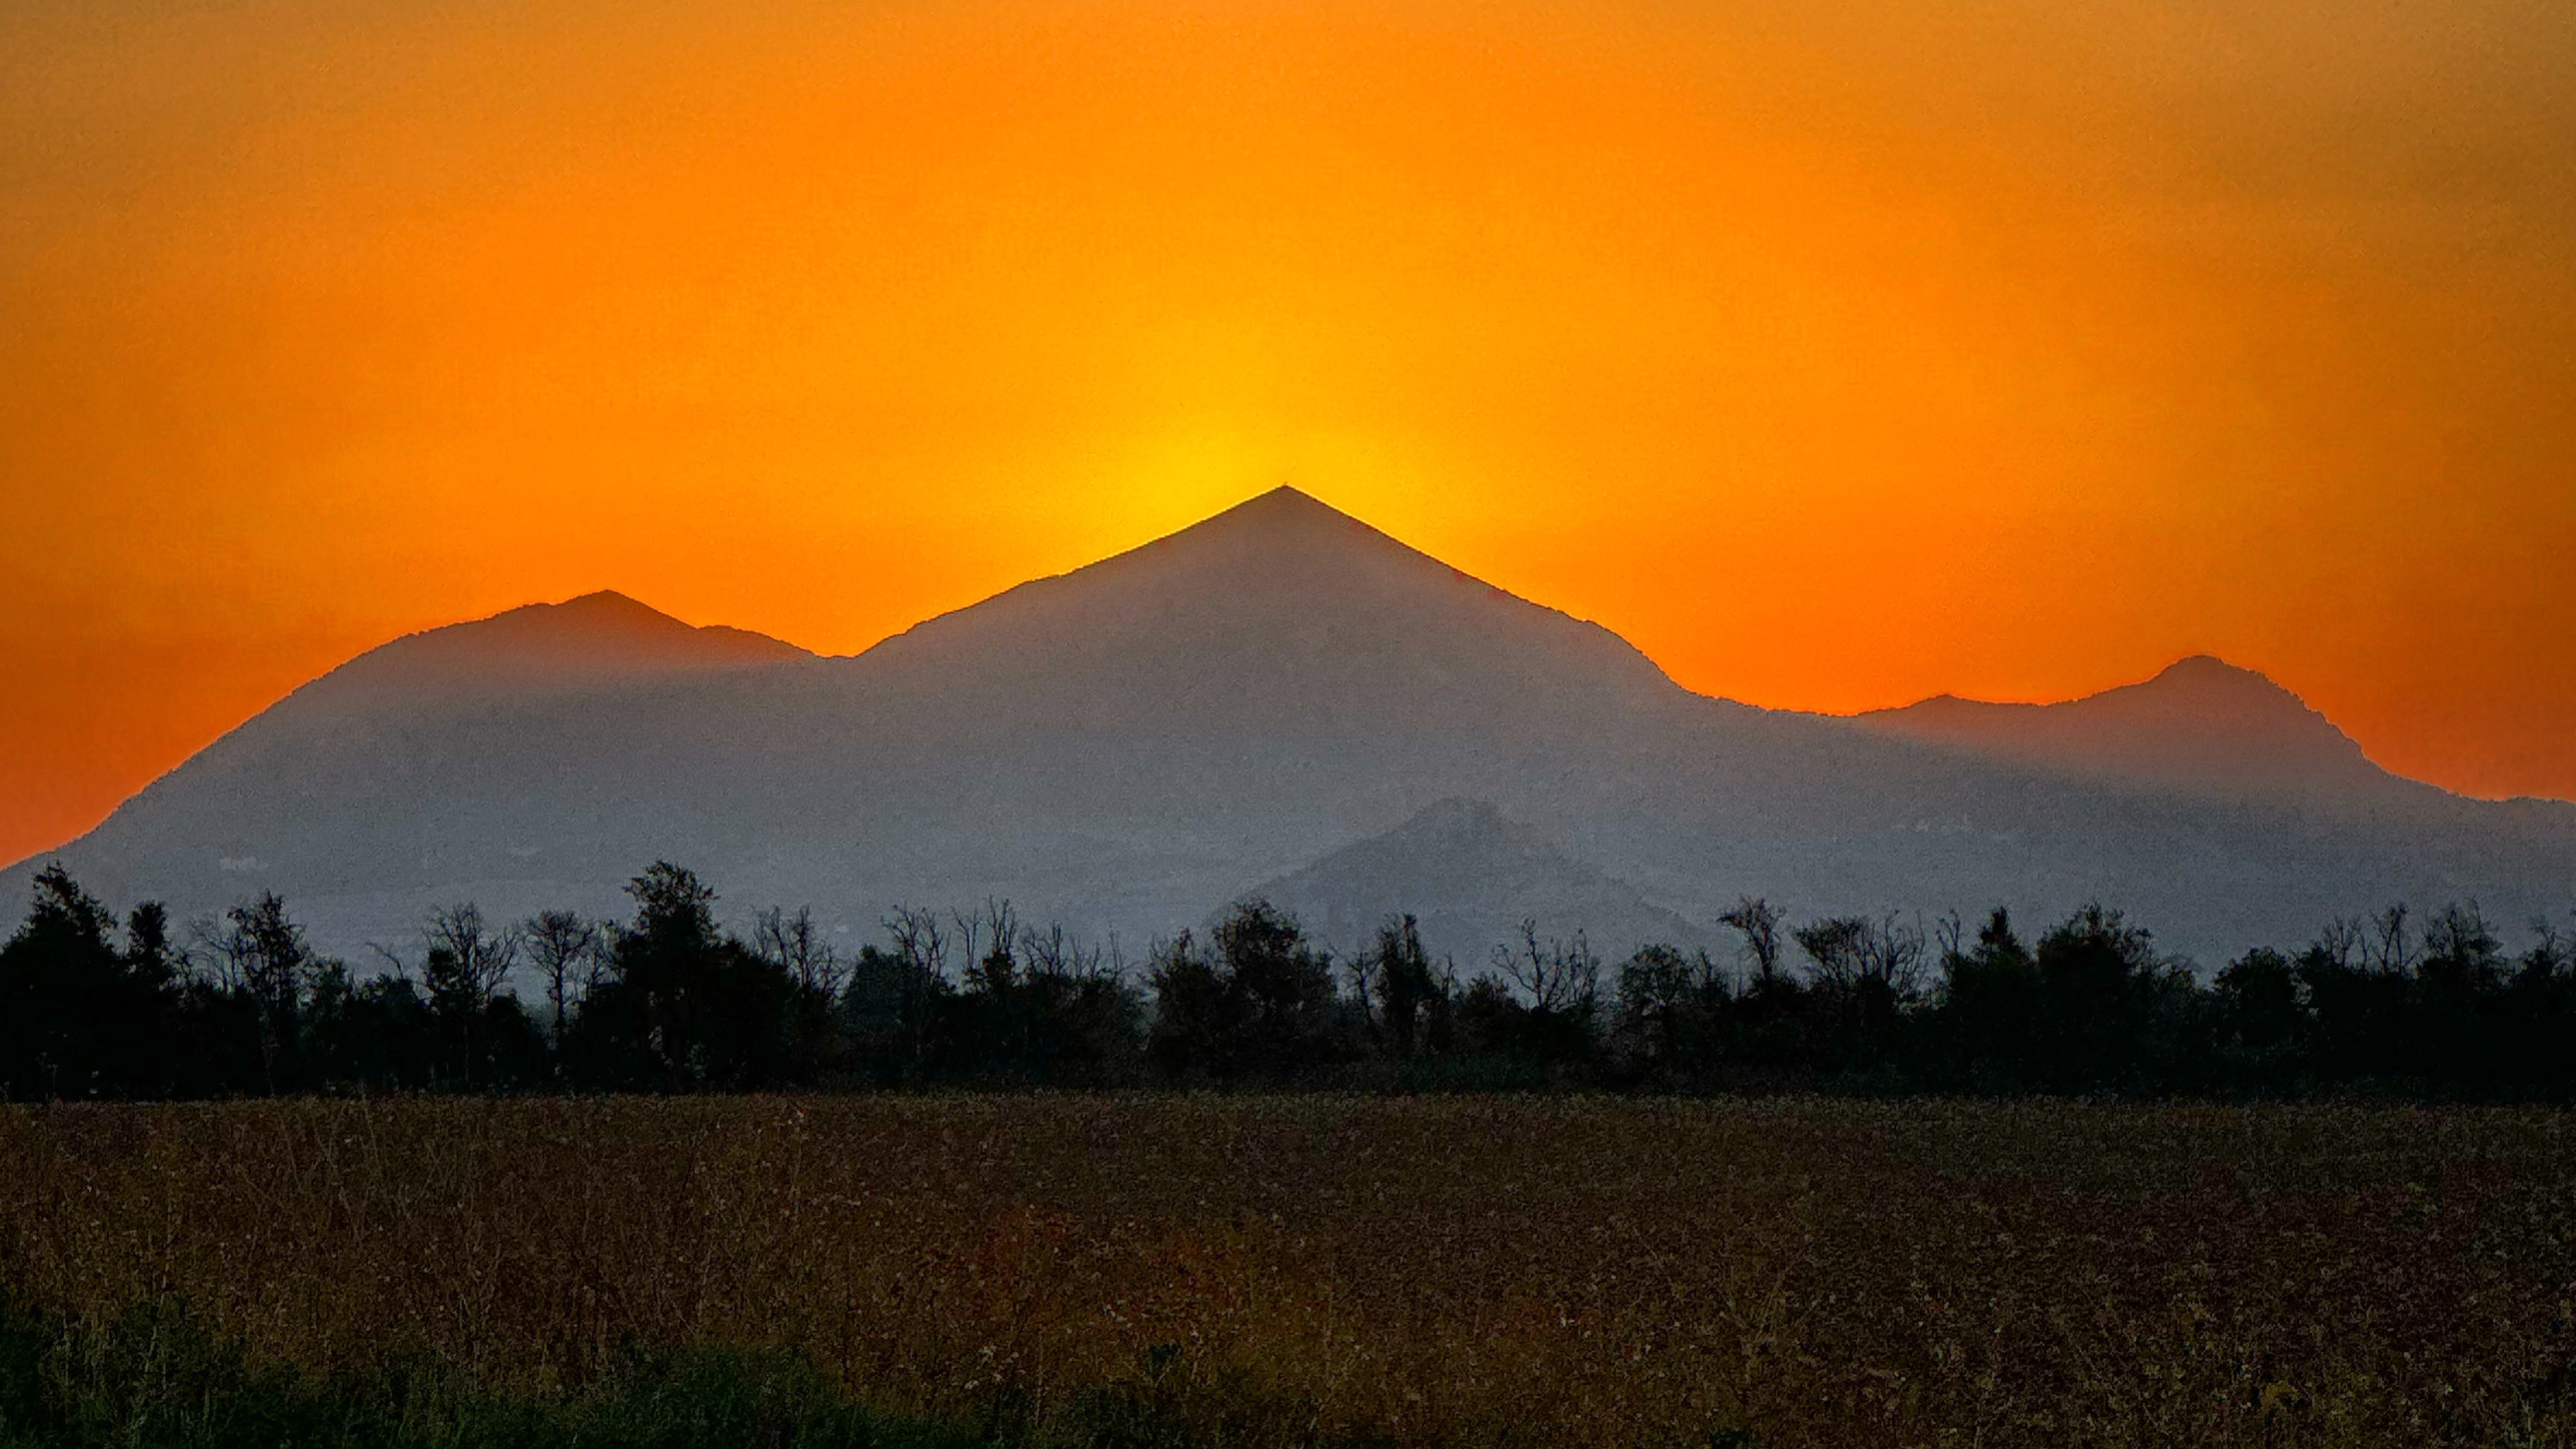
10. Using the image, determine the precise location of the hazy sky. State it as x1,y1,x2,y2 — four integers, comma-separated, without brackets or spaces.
5,0,2573,865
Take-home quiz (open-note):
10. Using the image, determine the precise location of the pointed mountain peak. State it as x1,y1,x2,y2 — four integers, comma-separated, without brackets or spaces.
1372,797,1522,845
548,588,667,619
863,486,1681,704
468,590,719,642
1122,484,1425,568
2101,655,2324,721
1231,482,1339,515
1250,796,1703,959
1190,483,1355,521
2142,654,2292,695
1296,796,1575,869
1190,483,1395,542
2162,652,2237,674
303,591,810,704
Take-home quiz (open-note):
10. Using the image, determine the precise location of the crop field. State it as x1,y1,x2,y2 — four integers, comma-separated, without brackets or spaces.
7,1096,2576,1448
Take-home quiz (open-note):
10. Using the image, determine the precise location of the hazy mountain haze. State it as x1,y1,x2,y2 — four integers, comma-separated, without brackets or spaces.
9,490,2571,970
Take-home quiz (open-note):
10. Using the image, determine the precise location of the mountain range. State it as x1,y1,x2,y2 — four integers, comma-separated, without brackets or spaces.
10,487,2571,970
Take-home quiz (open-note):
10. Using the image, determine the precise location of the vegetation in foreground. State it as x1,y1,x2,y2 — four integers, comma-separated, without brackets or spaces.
9,1095,2576,1447
0,1295,1404,1449
7,860,2576,1101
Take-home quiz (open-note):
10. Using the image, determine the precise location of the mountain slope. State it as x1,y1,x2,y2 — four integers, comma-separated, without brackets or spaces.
1851,656,2413,801
9,489,2571,967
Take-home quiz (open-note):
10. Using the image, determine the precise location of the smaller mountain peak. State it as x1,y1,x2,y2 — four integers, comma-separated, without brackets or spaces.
552,588,660,616
1386,797,1513,837
470,590,697,642
2153,654,2267,684
1251,796,1702,959
300,591,809,704
1853,653,2382,797
2133,655,2313,709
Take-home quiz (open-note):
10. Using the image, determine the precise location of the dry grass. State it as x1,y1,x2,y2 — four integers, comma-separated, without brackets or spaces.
6,1095,2576,1448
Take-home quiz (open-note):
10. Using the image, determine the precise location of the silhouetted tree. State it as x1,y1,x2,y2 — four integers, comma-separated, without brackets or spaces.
2501,914,2576,1094
920,906,1143,1084
1799,912,1921,1005
416,904,526,1089
201,893,322,1092
523,910,600,1041
305,960,442,1091
1928,908,2041,1091
1611,942,1728,1085
567,863,798,1090
2210,946,2303,1089
756,906,847,998
0,866,180,1099
2410,902,2508,1087
14,847,2576,1104
1476,922,1601,1070
1370,915,1439,1056
751,904,853,1081
838,906,955,1083
2029,904,2185,1092
1719,898,1784,988
1147,901,1337,1082
2298,909,2419,1085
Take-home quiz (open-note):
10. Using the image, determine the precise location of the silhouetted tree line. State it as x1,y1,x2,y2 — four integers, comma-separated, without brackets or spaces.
6,859,2576,1100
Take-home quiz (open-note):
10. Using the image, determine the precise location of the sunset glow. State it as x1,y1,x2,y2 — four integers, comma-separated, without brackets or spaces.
7,0,2574,865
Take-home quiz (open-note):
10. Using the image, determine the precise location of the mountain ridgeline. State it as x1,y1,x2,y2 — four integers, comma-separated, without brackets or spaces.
9,487,2572,967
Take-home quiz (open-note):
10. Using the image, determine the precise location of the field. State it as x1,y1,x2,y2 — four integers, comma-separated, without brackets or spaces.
8,1096,2576,1448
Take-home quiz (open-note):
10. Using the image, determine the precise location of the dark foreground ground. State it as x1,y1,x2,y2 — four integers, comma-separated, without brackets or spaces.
6,1096,2576,1448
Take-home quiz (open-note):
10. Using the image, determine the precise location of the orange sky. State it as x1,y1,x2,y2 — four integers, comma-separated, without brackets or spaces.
5,0,2574,866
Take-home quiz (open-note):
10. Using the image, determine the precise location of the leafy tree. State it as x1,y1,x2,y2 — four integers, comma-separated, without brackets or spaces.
305,963,440,1090
1928,909,2040,1090
835,906,959,1084
0,866,179,1099
1147,902,1338,1082
567,863,799,1090
2029,904,2189,1092
13,847,2576,1105
2210,947,2303,1089
1369,915,1442,1057
2502,914,2576,1095
932,907,1141,1084
1611,942,1729,1085
2405,902,2504,1086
